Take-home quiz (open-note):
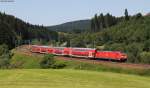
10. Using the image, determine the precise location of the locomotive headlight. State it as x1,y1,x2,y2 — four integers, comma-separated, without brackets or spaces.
121,54,127,58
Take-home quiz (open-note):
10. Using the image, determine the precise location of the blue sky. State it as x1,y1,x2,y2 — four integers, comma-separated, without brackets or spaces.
0,0,150,26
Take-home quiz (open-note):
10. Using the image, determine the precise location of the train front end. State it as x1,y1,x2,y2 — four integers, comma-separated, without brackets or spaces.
119,53,128,62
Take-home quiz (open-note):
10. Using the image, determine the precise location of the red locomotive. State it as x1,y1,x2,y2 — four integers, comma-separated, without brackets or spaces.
31,45,127,62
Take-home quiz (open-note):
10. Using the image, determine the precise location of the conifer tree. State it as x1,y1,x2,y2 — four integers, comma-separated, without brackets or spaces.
125,9,129,21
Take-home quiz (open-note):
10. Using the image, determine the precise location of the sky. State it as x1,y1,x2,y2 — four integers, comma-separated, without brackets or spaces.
0,0,150,26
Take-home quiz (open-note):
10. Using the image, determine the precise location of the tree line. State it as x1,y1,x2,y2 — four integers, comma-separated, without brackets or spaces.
91,13,119,32
90,9,135,32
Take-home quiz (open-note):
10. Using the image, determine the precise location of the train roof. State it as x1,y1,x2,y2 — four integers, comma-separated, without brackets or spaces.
32,45,51,48
72,47,95,50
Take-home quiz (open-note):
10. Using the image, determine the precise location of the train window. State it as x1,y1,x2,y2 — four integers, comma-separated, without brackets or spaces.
54,47,64,50
74,49,85,51
73,48,94,52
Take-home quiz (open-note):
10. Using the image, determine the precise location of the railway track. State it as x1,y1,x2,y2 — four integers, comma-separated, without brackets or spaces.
14,45,150,70
56,56,150,70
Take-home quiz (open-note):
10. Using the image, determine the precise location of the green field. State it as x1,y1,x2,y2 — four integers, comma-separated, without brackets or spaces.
0,69,150,88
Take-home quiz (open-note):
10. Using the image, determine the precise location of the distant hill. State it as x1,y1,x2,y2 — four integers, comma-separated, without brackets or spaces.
47,20,91,33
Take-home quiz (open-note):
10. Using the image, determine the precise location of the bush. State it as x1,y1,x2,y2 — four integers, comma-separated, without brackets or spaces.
51,61,66,69
125,43,143,63
40,54,55,69
0,44,12,69
140,52,150,64
40,55,67,69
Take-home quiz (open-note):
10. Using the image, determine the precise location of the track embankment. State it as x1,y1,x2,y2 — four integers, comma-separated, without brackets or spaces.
13,45,150,70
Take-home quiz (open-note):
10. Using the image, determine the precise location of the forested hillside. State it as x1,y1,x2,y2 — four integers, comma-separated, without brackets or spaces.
102,15,150,63
66,12,150,64
47,20,90,33
0,12,58,48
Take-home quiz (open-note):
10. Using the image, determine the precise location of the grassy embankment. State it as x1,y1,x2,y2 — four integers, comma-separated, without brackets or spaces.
10,52,150,76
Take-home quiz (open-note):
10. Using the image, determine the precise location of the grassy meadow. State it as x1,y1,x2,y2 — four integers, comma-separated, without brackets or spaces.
0,69,150,88
0,50,149,88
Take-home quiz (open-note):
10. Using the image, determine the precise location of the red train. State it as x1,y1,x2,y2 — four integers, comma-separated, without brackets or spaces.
31,45,127,62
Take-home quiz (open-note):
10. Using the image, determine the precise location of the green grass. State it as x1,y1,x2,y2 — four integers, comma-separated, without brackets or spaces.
0,69,150,88
55,59,150,76
10,52,150,76
10,53,41,69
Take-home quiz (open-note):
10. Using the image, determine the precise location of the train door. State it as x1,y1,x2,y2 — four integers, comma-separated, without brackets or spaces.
88,52,93,58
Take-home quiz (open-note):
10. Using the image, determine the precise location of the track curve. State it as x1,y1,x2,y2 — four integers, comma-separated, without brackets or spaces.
15,45,150,70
